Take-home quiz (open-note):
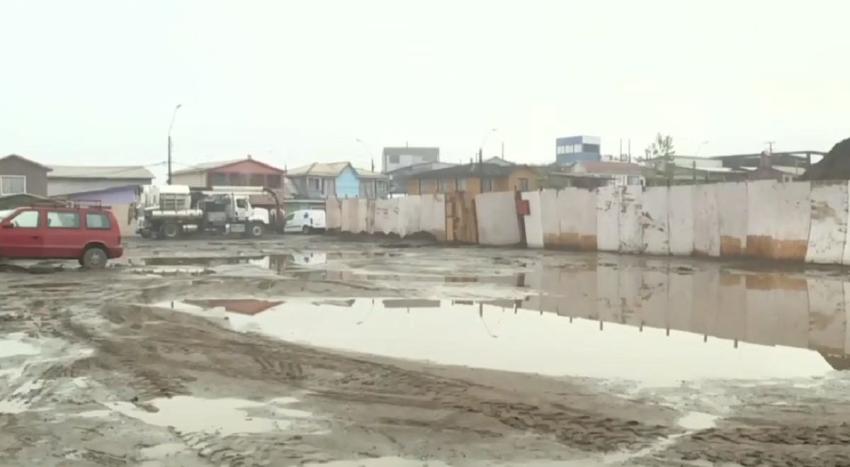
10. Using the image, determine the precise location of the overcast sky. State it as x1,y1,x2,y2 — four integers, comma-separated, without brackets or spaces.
2,0,849,179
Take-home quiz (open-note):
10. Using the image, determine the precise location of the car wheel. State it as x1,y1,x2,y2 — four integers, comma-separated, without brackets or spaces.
81,247,108,270
249,223,264,238
160,223,180,239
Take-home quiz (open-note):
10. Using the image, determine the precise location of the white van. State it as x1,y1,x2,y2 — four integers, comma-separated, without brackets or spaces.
284,209,326,233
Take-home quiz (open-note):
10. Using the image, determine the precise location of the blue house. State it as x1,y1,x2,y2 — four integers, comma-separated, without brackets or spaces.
288,162,389,199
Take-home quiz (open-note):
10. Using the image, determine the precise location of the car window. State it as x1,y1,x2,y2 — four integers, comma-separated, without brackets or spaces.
285,213,295,221
236,199,248,209
8,210,40,228
47,211,81,229
86,212,112,230
0,209,12,221
303,212,309,219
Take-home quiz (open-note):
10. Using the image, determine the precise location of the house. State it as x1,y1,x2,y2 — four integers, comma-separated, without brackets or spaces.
643,155,747,183
356,168,391,199
0,154,51,196
406,161,541,195
46,165,154,236
382,146,440,173
171,156,286,190
288,162,389,199
387,161,457,194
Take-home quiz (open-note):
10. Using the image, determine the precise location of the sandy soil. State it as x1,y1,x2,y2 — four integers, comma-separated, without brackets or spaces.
2,235,850,466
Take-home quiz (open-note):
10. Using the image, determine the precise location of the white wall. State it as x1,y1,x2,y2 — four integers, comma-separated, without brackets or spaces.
596,185,620,252
476,191,520,246
397,195,422,237
521,191,544,248
539,189,560,249
806,182,848,264
325,198,342,230
558,187,597,250
420,194,447,240
773,181,811,261
641,186,669,255
668,185,694,256
618,185,643,253
340,198,359,233
716,182,748,257
692,184,720,257
373,199,396,235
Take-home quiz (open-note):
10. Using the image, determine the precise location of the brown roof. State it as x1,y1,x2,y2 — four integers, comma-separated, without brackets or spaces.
173,157,285,175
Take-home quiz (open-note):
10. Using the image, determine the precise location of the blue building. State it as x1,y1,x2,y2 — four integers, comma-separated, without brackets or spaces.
556,135,601,165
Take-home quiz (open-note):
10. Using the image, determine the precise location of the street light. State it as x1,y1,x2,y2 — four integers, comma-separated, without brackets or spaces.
167,104,182,185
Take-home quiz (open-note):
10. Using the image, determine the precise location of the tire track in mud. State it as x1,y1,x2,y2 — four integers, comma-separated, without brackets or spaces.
653,423,850,467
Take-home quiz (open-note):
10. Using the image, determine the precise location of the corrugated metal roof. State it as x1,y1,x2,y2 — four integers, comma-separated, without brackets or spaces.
353,168,389,180
48,165,154,180
288,162,353,177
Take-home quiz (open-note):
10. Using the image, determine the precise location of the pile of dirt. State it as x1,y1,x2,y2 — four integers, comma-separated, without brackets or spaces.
801,138,850,180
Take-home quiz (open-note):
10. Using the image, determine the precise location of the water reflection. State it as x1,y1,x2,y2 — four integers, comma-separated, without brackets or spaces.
219,298,832,386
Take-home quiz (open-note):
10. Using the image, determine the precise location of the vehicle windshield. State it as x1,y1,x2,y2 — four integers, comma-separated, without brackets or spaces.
0,209,13,221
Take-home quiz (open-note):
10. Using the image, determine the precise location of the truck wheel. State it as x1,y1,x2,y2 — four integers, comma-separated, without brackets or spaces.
140,229,152,239
249,223,264,238
160,223,180,239
302,225,311,234
80,246,108,269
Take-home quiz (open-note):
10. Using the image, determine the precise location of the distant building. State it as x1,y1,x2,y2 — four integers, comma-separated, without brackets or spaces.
171,156,286,190
0,154,51,196
382,146,440,173
406,161,541,195
288,162,389,199
555,136,601,165
386,161,457,194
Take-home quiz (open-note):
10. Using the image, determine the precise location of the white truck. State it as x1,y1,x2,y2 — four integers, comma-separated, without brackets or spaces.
136,185,281,239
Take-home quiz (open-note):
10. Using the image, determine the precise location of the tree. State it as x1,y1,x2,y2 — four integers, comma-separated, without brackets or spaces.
644,133,676,183
644,133,676,159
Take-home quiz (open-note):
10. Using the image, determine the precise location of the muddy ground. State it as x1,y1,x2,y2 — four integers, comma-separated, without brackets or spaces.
2,235,850,466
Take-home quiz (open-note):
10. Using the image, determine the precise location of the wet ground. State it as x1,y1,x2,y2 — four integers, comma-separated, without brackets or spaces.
3,235,850,466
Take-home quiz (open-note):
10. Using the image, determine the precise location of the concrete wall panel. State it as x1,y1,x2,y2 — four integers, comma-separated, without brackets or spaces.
716,182,748,257
558,187,597,250
641,186,669,255
693,184,720,257
618,185,643,253
538,189,560,249
373,199,395,235
596,185,620,252
325,198,342,230
476,191,520,246
397,195,422,237
806,182,848,264
668,185,694,256
774,181,812,261
420,194,447,241
521,191,544,248
340,198,359,233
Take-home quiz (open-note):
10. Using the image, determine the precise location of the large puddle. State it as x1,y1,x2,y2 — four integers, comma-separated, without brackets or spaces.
169,297,837,386
153,252,850,385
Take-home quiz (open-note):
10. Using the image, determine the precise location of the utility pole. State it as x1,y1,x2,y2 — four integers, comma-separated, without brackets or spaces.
766,141,775,155
167,104,182,185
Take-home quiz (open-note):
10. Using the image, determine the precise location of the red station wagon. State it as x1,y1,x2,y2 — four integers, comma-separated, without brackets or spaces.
0,205,124,269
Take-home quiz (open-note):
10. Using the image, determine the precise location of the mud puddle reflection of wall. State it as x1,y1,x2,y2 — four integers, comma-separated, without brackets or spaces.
165,298,833,387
